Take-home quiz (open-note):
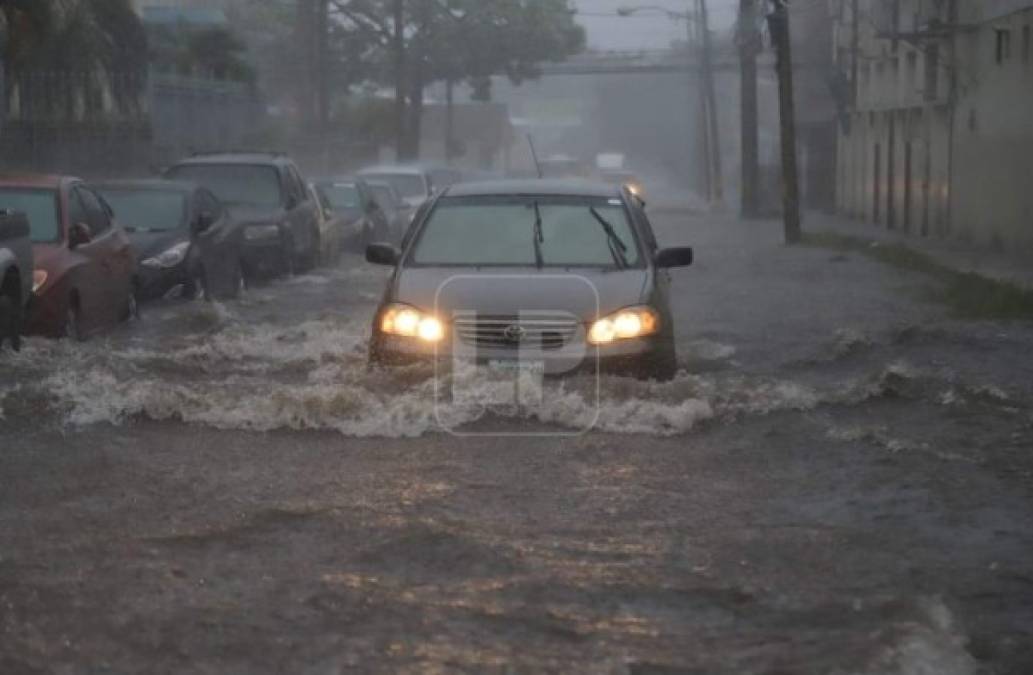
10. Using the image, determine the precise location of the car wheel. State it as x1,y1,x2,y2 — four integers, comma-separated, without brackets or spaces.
0,293,22,352
646,344,678,382
226,259,247,300
126,281,142,321
64,301,84,342
281,236,296,278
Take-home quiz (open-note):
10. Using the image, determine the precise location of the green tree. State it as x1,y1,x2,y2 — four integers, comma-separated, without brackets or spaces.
333,0,585,159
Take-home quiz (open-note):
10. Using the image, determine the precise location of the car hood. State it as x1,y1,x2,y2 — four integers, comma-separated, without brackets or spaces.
129,230,189,262
392,267,651,321
225,205,286,226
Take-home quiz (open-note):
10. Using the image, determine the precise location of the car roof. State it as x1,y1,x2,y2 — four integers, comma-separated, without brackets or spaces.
171,153,291,167
444,179,623,199
357,165,427,176
0,173,78,189
93,179,197,193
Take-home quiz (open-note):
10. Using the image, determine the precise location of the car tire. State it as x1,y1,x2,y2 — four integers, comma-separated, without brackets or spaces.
126,281,142,322
64,301,84,342
225,259,246,300
0,292,22,352
281,235,296,278
643,343,678,382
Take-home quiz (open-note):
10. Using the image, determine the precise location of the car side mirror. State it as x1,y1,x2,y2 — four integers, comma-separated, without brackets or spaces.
366,242,399,266
193,211,214,234
69,222,92,249
655,246,693,268
285,194,299,210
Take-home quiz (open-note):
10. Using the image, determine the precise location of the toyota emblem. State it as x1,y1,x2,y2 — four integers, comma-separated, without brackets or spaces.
503,325,527,343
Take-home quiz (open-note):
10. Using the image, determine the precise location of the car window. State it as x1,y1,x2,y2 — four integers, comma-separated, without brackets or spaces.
410,196,642,268
195,189,223,220
0,187,61,243
165,164,282,209
318,183,361,211
361,173,426,200
286,166,307,204
97,188,186,232
76,187,111,236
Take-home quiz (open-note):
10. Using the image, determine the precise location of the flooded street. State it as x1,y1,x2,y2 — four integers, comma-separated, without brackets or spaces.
2,209,1032,674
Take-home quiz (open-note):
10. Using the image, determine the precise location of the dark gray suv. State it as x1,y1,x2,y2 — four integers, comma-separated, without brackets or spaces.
165,152,320,278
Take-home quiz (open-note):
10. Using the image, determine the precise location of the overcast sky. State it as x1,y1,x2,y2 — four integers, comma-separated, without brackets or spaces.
573,0,741,51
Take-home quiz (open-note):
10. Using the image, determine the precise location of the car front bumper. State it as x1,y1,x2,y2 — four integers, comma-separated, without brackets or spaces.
370,331,671,378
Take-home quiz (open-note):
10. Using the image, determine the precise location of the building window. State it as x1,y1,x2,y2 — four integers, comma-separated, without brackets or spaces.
906,50,918,92
925,44,940,100
996,29,1012,64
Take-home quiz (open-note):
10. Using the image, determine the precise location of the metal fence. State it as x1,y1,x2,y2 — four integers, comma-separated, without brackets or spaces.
0,69,266,177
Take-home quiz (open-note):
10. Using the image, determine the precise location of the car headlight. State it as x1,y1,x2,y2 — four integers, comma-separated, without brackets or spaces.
141,241,190,269
587,306,660,345
379,303,444,343
244,223,281,241
32,269,48,293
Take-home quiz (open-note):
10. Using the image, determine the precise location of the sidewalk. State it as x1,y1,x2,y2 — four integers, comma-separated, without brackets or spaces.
806,211,1033,290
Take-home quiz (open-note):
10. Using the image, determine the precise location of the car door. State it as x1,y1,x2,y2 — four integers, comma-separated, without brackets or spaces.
65,187,111,332
192,189,235,292
77,186,129,325
283,164,316,256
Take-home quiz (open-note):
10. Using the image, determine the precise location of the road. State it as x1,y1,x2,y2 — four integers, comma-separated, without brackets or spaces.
1,207,1032,674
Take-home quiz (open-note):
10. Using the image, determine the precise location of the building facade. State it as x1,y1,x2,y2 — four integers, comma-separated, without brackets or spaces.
832,0,1033,248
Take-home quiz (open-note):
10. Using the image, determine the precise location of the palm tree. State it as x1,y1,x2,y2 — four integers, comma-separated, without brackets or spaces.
0,0,53,108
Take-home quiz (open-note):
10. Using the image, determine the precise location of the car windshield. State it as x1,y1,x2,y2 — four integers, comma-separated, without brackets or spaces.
166,164,281,208
362,173,425,200
0,187,60,242
318,183,360,210
370,186,395,208
410,195,640,267
97,189,186,232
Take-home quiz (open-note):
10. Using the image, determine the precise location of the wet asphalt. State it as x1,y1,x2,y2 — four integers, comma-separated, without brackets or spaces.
1,208,1032,674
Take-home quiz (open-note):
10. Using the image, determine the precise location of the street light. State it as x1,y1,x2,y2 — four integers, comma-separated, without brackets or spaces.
616,3,723,205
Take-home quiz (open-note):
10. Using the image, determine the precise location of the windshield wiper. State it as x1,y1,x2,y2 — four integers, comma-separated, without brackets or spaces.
589,207,629,269
532,200,544,269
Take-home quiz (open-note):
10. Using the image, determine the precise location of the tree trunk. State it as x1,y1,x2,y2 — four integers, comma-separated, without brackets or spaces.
739,0,760,217
769,0,801,243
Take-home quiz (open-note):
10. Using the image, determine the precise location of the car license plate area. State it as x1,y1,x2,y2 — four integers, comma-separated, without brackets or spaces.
451,359,545,407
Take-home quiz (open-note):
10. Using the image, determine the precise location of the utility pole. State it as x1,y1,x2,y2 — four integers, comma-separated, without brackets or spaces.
769,0,801,243
698,0,723,206
738,0,760,217
392,0,407,161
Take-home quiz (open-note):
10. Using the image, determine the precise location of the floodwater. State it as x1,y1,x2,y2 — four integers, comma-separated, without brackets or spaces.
2,209,1031,673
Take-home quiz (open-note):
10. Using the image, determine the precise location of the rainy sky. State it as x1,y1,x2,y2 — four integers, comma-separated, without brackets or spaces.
574,0,741,50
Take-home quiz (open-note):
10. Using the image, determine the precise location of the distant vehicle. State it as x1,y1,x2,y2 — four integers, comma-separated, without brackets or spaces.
1,175,138,340
165,152,321,278
597,169,645,199
95,180,247,302
306,182,344,265
365,179,694,380
357,165,459,210
312,178,393,249
0,209,33,350
365,180,412,242
539,154,590,180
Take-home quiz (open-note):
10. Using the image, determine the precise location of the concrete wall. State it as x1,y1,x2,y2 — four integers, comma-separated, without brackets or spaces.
832,0,1033,250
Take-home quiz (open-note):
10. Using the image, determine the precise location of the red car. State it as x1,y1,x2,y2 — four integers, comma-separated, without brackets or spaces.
0,175,137,340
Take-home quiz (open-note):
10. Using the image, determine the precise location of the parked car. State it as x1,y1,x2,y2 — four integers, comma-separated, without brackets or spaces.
95,180,247,301
0,209,33,351
1,175,137,340
365,180,694,380
307,182,344,265
357,165,441,210
365,180,413,242
312,178,393,249
165,153,320,278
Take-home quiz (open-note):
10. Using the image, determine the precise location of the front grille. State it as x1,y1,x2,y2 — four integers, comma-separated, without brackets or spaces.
454,313,580,351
